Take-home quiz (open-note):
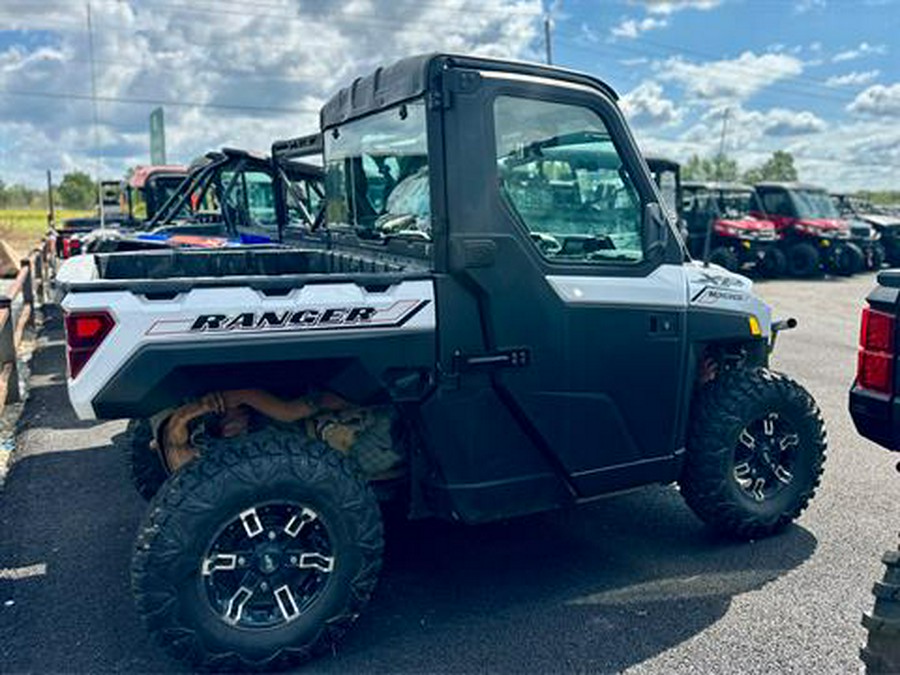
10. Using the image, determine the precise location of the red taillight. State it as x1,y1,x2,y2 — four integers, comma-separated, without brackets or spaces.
62,238,81,259
861,308,894,352
64,311,115,379
857,307,896,394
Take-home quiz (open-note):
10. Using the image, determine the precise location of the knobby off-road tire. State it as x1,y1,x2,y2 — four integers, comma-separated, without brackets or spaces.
680,368,826,540
757,248,787,278
831,242,865,276
131,428,384,671
862,548,900,673
123,418,167,501
787,242,820,278
709,247,739,272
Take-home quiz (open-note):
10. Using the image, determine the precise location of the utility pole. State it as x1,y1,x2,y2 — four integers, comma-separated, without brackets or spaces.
46,169,55,229
86,2,104,228
544,14,553,65
716,107,731,182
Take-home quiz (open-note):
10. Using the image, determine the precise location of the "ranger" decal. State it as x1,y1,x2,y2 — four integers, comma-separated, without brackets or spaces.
145,300,430,336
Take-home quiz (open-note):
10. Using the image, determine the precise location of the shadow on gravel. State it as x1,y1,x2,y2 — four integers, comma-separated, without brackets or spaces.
0,446,817,674
308,486,817,673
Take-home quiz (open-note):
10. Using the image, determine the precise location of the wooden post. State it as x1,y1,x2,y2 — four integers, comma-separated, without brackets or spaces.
0,296,21,404
20,259,35,329
33,252,44,305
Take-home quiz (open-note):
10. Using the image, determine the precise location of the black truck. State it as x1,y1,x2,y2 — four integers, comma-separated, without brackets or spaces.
59,54,827,671
849,272,900,673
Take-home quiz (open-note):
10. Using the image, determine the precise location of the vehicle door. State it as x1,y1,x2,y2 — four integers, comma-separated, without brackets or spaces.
440,69,688,495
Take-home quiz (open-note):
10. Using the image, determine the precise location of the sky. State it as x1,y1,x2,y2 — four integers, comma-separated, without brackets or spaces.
0,0,897,190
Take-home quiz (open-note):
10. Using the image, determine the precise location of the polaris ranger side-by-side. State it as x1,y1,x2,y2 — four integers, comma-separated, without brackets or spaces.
832,192,898,268
59,54,827,671
753,182,863,277
53,167,188,259
77,141,324,254
682,181,783,276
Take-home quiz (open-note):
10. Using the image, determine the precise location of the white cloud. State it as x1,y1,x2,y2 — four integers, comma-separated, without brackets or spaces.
847,83,900,116
656,51,804,103
794,0,826,13
628,0,721,14
0,0,544,186
611,16,668,39
832,42,887,63
825,70,880,87
620,81,683,127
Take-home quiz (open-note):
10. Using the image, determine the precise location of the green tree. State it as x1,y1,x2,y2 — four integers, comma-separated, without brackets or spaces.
682,153,739,182
58,171,97,209
742,150,798,184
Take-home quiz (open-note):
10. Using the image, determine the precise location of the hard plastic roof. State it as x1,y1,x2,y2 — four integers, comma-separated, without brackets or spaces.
321,53,619,130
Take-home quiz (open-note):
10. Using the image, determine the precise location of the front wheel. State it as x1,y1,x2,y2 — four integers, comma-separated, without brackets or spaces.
757,247,787,278
680,368,826,539
787,243,821,277
709,246,739,272
830,242,865,276
131,428,384,671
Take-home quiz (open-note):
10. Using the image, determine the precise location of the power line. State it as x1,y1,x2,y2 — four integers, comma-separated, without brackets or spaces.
0,87,319,114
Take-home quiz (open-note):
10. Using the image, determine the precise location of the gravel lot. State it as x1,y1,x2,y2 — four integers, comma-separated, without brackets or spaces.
1,273,897,674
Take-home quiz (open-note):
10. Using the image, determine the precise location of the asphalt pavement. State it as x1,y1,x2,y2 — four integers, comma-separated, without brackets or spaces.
1,274,898,674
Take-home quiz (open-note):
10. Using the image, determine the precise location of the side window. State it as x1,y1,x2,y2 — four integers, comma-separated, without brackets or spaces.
494,96,644,263
243,171,277,229
220,170,277,231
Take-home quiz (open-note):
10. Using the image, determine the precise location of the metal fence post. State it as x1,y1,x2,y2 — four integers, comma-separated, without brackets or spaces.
0,296,21,404
20,258,35,329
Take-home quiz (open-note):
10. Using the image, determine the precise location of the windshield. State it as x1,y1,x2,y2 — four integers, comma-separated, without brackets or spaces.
794,189,840,219
718,190,754,219
324,100,430,239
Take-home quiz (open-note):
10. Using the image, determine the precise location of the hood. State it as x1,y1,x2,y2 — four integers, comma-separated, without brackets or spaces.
717,217,776,231
859,214,900,228
795,218,846,230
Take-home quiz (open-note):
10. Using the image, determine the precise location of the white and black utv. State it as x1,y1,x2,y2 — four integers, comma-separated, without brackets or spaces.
58,53,827,671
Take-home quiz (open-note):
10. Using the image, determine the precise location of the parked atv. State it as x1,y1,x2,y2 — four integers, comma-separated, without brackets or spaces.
59,53,827,671
682,181,784,276
79,142,323,254
53,168,187,259
833,193,898,268
753,182,862,277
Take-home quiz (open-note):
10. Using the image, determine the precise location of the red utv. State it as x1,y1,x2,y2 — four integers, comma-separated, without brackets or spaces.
752,182,862,277
682,181,784,275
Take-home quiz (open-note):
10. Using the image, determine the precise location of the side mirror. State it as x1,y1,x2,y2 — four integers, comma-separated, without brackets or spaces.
643,201,670,259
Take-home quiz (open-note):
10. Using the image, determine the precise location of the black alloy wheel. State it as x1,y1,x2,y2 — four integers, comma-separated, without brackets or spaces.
201,501,335,630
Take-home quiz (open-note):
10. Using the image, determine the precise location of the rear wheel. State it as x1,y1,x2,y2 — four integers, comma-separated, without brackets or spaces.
787,243,820,277
757,248,787,278
862,548,900,673
131,428,384,671
123,419,167,501
680,368,826,539
709,246,739,272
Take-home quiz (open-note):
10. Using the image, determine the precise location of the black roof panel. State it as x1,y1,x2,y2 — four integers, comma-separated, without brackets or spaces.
321,52,619,130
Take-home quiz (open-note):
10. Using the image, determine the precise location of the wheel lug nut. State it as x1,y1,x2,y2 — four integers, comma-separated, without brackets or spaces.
290,556,298,565
268,531,276,540
237,557,245,566
260,581,268,591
